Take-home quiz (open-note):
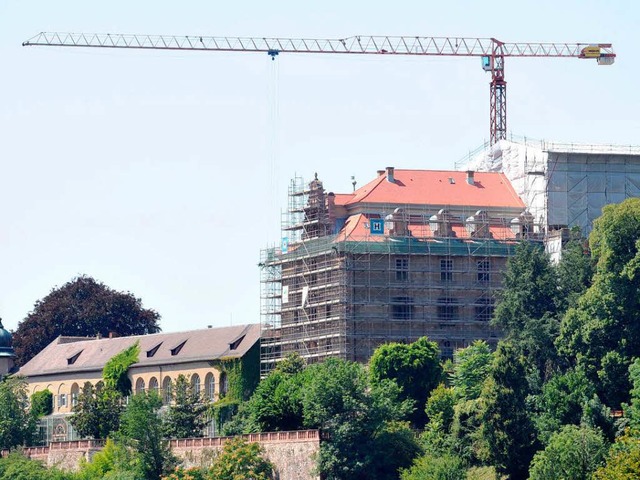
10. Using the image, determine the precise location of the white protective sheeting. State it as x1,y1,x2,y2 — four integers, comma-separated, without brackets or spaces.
463,139,640,235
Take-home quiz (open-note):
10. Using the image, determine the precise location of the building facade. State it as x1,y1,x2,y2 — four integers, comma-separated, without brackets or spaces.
18,324,260,442
260,168,537,375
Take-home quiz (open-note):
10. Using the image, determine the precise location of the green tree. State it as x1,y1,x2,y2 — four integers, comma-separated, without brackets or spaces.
450,340,492,401
479,342,537,480
400,453,466,480
558,198,640,408
163,374,207,439
532,368,596,444
425,384,456,433
369,336,442,427
76,437,143,480
593,430,640,480
0,452,73,480
0,377,36,450
206,437,273,480
493,241,560,380
69,382,123,439
103,342,140,396
555,235,594,313
626,358,640,429
529,424,608,480
302,358,415,480
117,391,174,480
30,389,53,418
12,275,160,366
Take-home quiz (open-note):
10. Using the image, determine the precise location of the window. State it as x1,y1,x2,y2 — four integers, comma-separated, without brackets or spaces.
229,335,245,351
475,298,495,322
162,377,172,404
437,297,459,321
135,378,145,395
477,259,490,283
440,259,453,282
170,340,187,356
59,394,67,408
70,383,79,407
308,306,318,321
395,257,409,281
149,377,159,393
220,373,229,398
205,373,215,401
67,350,83,365
326,304,332,319
191,374,201,396
147,343,163,358
391,296,413,320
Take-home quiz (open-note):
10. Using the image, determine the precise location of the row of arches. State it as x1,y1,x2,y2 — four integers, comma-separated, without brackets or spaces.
133,372,228,402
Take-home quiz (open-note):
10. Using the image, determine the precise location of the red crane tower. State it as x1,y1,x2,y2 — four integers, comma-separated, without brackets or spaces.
23,33,616,144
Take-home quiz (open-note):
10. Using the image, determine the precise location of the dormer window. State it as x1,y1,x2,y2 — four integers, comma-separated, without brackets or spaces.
146,342,163,358
170,340,187,356
67,350,83,365
229,335,245,351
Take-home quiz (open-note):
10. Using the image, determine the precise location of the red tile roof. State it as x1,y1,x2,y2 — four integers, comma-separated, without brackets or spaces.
345,170,525,209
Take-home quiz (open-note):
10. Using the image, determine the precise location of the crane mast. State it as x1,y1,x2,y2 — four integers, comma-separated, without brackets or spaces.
23,32,616,144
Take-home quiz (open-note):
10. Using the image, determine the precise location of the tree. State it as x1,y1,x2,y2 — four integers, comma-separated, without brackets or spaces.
13,276,160,366
0,452,73,480
479,342,537,480
117,391,174,480
69,382,123,439
555,235,594,313
492,241,560,379
529,424,608,480
400,454,466,480
369,336,442,427
30,389,53,418
558,198,640,408
532,368,596,444
76,437,143,480
302,358,415,480
206,437,274,480
0,377,36,450
163,374,207,439
593,430,640,480
450,340,492,401
425,384,455,433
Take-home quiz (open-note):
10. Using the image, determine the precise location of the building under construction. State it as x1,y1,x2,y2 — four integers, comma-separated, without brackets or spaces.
259,167,538,374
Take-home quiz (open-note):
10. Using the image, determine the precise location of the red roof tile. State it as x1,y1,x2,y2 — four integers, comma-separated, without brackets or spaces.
345,170,525,209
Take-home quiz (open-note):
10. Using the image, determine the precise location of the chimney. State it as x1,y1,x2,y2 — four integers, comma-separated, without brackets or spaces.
386,166,395,183
108,331,119,339
466,170,475,185
377,170,385,177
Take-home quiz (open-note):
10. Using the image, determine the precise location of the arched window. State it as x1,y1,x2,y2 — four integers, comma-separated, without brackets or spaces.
70,383,80,407
57,384,67,410
162,377,172,404
220,372,229,397
204,373,215,401
135,378,145,395
191,374,201,396
149,377,159,394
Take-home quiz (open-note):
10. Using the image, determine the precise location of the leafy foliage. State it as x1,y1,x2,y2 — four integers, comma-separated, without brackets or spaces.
400,453,466,480
12,275,160,366
30,389,53,418
479,342,537,480
529,424,607,480
163,374,207,439
0,452,73,480
0,377,36,450
102,342,140,396
450,340,492,401
117,391,175,480
69,382,123,439
425,384,455,433
593,430,640,480
206,438,274,480
369,336,442,426
76,437,143,480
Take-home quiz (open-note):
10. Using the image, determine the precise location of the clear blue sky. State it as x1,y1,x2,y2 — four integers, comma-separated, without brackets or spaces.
1,0,637,333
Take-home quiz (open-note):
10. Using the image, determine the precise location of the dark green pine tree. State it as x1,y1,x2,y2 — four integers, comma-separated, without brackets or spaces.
479,342,538,480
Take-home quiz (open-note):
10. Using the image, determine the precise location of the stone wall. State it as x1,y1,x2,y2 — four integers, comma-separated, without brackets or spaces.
3,431,321,480
170,430,321,480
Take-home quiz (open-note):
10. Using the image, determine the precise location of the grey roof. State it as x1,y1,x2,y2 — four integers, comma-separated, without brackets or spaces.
18,324,260,378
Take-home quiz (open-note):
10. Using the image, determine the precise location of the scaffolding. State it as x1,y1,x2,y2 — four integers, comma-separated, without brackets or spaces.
260,175,540,375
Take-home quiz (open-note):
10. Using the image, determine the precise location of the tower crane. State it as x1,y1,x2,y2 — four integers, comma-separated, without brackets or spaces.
23,32,616,144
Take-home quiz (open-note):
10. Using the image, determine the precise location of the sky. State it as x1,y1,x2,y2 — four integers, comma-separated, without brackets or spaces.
0,0,638,334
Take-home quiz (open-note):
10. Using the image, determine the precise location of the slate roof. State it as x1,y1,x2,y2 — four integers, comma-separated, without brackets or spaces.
18,324,260,378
